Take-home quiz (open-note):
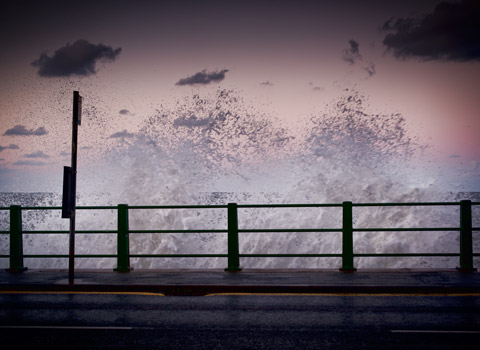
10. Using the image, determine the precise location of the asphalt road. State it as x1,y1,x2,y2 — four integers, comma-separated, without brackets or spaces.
1,293,479,349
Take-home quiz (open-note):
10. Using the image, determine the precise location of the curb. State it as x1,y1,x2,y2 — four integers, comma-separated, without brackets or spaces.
1,284,479,296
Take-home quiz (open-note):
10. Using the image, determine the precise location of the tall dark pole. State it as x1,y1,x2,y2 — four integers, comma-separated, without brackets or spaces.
68,91,82,285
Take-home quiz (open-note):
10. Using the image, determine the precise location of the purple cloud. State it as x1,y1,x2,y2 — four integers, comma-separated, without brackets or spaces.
25,151,49,159
109,130,134,138
32,39,122,77
382,0,480,61
4,125,47,136
0,144,19,152
176,69,229,86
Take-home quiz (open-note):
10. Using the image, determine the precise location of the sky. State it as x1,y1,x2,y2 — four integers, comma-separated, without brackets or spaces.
0,0,479,193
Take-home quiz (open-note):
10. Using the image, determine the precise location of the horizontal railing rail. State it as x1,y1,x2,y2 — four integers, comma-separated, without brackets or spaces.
0,200,478,272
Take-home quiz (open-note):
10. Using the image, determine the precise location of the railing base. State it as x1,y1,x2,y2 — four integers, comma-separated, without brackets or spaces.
114,267,134,273
456,266,477,273
339,268,357,273
225,267,243,272
6,267,28,273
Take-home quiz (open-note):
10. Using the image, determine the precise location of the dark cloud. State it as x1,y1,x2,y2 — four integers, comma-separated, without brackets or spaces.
14,160,47,166
382,0,480,61
25,151,49,159
109,130,134,138
32,39,122,77
342,39,362,64
341,40,376,78
260,81,274,86
119,109,130,115
364,63,376,77
4,125,48,136
308,82,324,91
0,144,19,151
176,69,229,86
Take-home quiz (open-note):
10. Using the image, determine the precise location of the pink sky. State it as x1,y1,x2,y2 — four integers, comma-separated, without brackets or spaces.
0,0,478,192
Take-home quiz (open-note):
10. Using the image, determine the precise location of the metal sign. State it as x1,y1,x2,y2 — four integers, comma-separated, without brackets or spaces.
62,166,73,218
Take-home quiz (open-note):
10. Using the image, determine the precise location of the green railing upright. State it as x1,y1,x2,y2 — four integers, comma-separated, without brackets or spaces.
340,201,356,272
0,200,478,272
459,200,474,271
226,203,242,272
115,204,132,272
8,205,27,272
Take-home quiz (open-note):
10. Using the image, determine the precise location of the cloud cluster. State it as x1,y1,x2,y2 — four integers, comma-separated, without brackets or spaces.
4,125,47,136
342,40,362,64
308,82,324,91
364,63,376,77
14,160,46,166
32,39,122,77
382,0,480,61
109,130,134,138
25,151,49,159
176,69,229,86
342,40,376,78
260,81,274,86
0,144,19,152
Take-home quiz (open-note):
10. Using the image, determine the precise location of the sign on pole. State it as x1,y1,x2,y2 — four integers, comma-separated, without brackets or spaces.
62,166,73,218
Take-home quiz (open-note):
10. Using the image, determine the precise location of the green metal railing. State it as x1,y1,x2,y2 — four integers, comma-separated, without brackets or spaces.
0,200,478,272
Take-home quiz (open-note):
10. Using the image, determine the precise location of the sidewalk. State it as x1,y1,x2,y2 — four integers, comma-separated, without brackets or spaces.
1,269,479,295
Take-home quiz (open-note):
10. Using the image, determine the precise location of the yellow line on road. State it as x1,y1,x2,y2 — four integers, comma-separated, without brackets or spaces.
0,291,165,296
0,326,133,330
1,291,479,297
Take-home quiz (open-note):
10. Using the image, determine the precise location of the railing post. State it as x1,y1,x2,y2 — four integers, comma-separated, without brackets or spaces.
115,204,132,272
225,202,242,272
8,205,27,272
458,200,476,272
340,201,356,272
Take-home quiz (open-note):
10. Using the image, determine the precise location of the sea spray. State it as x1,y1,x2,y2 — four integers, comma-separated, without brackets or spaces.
1,89,477,269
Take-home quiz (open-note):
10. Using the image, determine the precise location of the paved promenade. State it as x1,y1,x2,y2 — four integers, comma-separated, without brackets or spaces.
1,269,479,295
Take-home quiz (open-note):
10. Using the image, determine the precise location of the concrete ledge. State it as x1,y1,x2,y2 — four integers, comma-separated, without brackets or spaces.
1,269,479,296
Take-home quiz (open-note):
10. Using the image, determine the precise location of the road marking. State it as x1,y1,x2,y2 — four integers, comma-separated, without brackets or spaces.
0,291,164,296
1,291,479,297
391,330,480,334
0,326,133,330
206,292,480,296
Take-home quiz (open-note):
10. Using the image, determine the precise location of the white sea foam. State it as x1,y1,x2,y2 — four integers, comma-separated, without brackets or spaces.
1,89,478,269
